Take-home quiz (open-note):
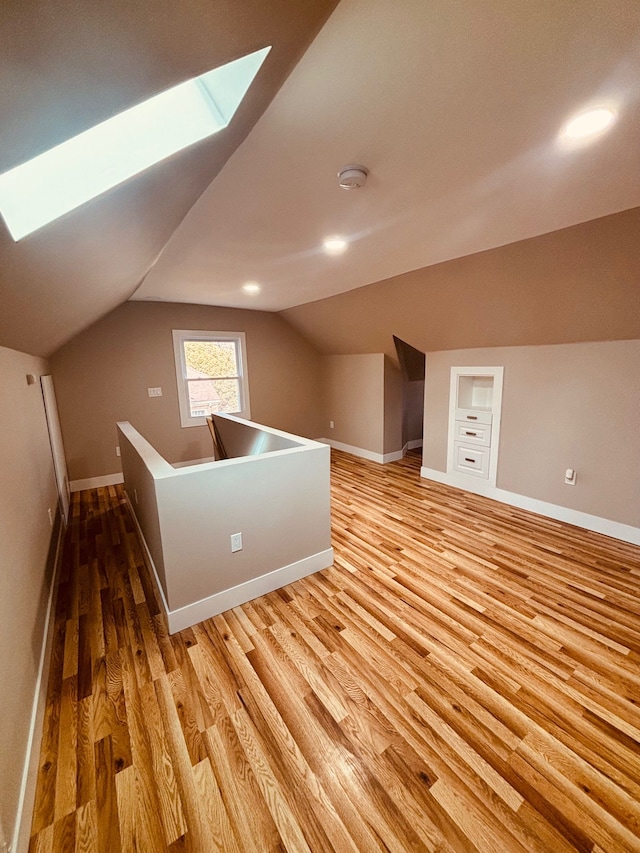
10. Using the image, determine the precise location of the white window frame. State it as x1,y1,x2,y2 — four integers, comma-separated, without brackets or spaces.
172,329,251,428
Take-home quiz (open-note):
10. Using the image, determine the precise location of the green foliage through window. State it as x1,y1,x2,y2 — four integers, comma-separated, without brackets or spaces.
183,340,241,414
184,340,237,378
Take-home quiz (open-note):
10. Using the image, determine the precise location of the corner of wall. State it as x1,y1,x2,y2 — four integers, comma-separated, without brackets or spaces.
383,355,403,455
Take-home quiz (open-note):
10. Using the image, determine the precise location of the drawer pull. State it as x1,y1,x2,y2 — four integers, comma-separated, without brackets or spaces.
464,457,476,463
466,415,478,420
465,431,477,436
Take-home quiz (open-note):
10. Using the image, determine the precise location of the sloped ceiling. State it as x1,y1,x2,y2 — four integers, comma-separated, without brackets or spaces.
281,206,640,358
134,0,640,311
0,0,338,356
1,0,639,358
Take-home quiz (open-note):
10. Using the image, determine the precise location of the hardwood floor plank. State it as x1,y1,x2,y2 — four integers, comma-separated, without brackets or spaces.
94,736,121,853
114,765,137,852
192,757,241,852
167,667,207,765
136,600,166,681
230,704,314,852
30,608,66,835
28,823,53,853
203,717,282,853
75,696,96,809
28,449,640,852
54,676,78,822
51,811,75,853
136,674,186,846
154,673,216,853
74,799,97,853
516,731,640,850
212,612,363,853
62,619,79,681
245,629,391,852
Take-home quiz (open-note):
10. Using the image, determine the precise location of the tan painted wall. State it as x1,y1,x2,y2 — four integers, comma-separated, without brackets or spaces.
404,380,425,446
322,354,385,454
51,301,323,481
423,339,640,527
282,207,640,357
383,357,403,454
117,423,169,594
0,346,58,846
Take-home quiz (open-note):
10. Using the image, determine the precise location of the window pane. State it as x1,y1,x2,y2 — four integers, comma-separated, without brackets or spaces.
183,340,237,378
187,378,240,416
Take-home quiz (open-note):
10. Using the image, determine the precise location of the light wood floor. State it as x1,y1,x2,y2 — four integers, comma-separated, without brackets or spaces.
29,449,640,852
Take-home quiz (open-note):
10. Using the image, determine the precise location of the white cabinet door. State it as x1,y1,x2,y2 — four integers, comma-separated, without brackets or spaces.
453,443,490,478
454,420,491,447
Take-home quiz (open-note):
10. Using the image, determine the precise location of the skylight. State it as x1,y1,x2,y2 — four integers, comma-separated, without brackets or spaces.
0,46,271,241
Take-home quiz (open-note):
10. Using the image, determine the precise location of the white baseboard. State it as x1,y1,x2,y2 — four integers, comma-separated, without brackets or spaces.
420,466,640,546
13,515,64,853
318,438,414,464
70,472,124,492
318,438,387,463
166,549,334,634
407,439,423,450
125,494,333,634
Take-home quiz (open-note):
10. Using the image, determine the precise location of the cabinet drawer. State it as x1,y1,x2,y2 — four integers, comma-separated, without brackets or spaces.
455,408,492,425
453,443,490,478
454,420,491,447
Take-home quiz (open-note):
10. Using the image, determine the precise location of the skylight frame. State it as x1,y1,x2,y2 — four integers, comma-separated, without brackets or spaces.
0,46,271,241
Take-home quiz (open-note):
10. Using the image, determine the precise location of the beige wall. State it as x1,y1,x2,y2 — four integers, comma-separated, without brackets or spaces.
383,357,403,454
0,347,58,847
282,207,640,357
423,339,640,527
322,354,385,454
403,380,425,446
321,354,404,457
51,301,324,481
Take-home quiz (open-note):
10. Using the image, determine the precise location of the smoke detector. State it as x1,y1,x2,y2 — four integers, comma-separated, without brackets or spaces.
338,164,368,190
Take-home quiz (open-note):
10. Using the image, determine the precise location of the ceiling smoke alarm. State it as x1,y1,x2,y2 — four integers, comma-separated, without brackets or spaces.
338,164,368,190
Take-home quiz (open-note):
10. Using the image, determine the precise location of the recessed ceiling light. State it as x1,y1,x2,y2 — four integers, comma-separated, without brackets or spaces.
561,105,617,142
0,47,271,240
242,281,261,294
323,236,348,255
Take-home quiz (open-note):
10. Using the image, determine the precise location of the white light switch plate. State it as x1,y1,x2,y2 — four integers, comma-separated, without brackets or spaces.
148,387,162,397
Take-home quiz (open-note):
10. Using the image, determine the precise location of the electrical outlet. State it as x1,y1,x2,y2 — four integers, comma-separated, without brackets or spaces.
147,387,162,397
47,507,54,527
329,420,335,429
116,445,121,457
230,532,243,552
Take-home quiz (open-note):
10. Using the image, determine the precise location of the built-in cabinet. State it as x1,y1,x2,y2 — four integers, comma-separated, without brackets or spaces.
446,367,503,487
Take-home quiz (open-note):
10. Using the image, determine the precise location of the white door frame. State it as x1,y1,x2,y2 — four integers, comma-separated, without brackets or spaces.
41,375,70,526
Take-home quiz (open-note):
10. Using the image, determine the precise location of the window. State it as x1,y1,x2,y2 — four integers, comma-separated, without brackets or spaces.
0,47,270,241
172,330,251,427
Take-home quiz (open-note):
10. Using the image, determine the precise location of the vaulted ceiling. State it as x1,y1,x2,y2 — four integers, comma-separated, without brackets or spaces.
1,0,639,357
0,0,338,355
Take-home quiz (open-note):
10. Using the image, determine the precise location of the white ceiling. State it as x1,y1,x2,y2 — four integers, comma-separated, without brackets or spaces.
1,0,639,355
134,0,640,311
